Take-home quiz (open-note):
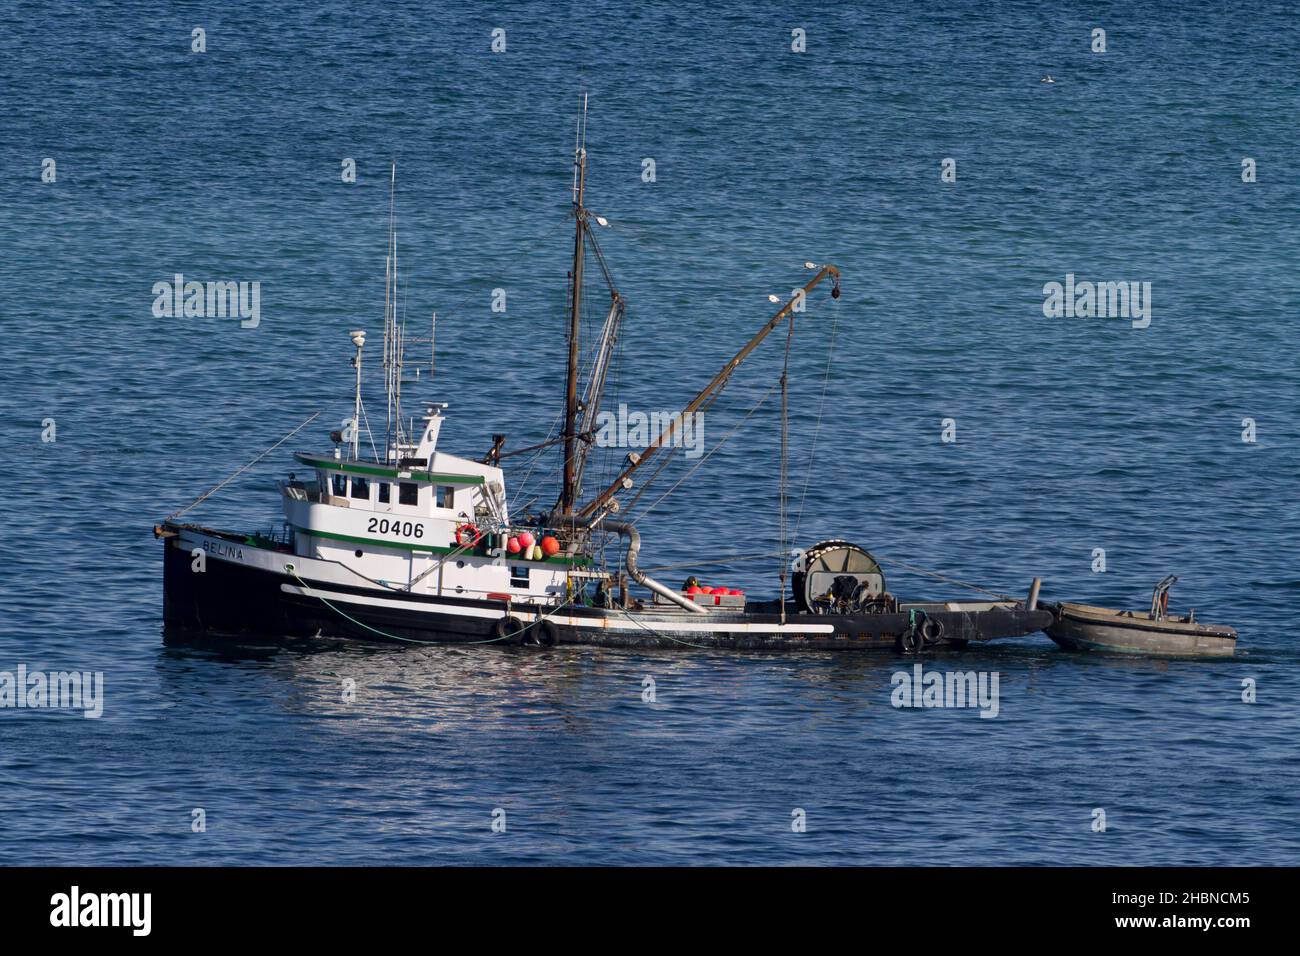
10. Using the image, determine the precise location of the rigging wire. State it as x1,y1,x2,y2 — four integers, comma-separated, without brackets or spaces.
790,295,840,545
165,412,320,521
777,310,794,621
640,550,791,573
466,214,575,508
620,439,682,517
511,267,574,506
866,553,1017,602
625,376,783,526
616,296,791,519
619,347,764,519
637,548,1017,602
358,397,381,463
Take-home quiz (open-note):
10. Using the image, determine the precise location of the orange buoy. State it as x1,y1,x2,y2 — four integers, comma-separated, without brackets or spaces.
699,586,714,594
507,536,521,554
540,535,560,557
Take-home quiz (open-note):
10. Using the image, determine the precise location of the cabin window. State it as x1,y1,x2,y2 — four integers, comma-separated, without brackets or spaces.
398,482,419,506
331,473,347,497
510,566,529,588
350,476,370,500
377,482,390,504
436,485,455,509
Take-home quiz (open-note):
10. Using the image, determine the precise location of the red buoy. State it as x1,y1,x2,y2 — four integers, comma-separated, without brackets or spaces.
540,535,560,557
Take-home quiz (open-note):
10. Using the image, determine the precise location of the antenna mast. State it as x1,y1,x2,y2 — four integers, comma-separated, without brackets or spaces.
383,162,399,460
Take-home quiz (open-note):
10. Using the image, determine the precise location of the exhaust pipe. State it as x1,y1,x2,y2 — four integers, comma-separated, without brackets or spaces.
597,519,708,614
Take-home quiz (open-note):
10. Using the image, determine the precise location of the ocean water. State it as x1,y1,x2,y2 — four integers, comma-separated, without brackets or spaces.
1,0,1298,865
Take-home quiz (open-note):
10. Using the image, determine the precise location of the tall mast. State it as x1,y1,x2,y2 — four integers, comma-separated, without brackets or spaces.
560,94,589,515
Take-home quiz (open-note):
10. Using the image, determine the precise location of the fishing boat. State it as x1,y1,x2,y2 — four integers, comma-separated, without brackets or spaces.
1043,576,1237,657
157,104,1053,651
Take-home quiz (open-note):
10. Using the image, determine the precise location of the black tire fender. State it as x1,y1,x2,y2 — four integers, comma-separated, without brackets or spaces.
493,615,526,644
900,627,921,653
920,617,944,644
535,619,560,647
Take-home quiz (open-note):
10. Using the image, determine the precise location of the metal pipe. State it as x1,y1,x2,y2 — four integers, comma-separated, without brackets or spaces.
597,519,708,614
1026,577,1041,611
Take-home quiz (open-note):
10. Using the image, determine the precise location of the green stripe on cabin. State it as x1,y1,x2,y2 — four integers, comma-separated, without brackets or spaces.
294,453,486,484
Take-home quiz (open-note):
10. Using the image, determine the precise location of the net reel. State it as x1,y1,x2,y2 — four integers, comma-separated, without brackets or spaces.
791,540,892,615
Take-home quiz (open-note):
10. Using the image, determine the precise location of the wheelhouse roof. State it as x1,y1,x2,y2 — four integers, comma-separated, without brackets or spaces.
293,452,486,485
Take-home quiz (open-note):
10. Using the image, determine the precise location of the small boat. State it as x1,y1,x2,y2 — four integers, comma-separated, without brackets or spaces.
1043,576,1237,657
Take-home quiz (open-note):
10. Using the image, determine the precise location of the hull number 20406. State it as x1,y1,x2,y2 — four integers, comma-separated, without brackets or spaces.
367,518,424,538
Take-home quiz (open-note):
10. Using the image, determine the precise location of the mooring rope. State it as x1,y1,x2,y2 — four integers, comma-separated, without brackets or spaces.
868,553,1016,602
607,603,717,650
287,567,583,645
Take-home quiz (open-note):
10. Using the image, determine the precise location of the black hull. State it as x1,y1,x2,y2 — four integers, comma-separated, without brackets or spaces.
163,541,1052,651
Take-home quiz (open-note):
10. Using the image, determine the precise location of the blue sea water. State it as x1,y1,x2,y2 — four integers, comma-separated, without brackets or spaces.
1,0,1298,865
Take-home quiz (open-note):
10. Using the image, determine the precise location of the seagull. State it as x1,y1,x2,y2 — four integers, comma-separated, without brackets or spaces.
1041,74,1055,84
